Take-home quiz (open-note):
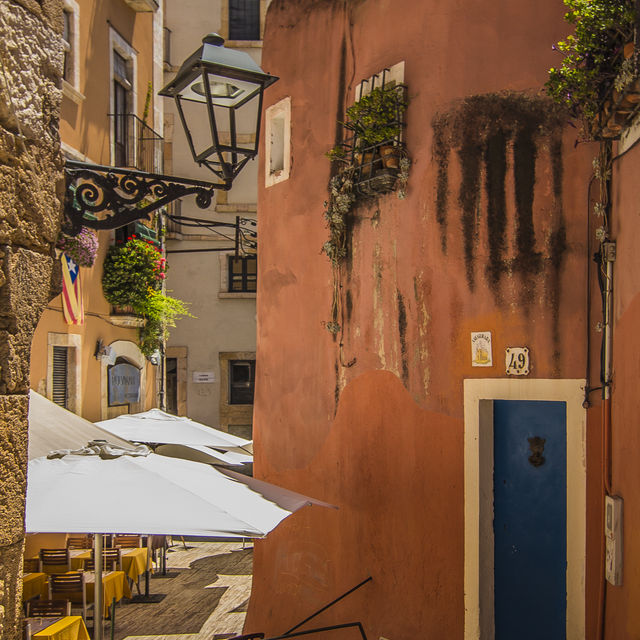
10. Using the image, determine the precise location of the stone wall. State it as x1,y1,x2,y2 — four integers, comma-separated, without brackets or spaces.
0,0,63,637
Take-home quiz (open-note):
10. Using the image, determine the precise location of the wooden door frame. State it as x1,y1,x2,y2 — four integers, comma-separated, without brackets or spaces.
463,379,586,640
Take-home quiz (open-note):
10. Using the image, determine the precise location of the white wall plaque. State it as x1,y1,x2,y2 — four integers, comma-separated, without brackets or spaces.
193,371,215,383
471,332,493,367
505,347,530,376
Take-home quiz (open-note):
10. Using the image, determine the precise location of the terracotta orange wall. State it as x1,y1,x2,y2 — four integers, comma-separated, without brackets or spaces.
601,145,640,638
249,1,604,638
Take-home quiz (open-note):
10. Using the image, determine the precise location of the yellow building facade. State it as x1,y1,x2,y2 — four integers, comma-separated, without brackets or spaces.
30,0,164,422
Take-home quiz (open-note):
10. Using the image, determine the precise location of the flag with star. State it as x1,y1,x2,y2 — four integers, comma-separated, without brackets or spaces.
61,253,84,325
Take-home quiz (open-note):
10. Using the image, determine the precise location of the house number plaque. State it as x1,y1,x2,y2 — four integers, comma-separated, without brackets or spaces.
505,347,530,376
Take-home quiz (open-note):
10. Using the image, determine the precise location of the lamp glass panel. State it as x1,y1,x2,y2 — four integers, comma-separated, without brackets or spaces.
181,72,261,107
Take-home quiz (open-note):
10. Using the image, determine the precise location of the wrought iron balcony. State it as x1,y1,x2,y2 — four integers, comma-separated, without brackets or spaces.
108,113,164,173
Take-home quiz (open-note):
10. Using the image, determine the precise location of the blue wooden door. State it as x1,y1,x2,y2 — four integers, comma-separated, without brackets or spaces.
493,400,567,639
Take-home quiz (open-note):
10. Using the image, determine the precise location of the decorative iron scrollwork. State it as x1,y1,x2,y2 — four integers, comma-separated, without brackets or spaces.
64,160,227,236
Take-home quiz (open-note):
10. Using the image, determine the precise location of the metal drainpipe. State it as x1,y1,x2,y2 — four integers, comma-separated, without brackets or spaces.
603,242,615,495
94,533,103,640
159,209,167,411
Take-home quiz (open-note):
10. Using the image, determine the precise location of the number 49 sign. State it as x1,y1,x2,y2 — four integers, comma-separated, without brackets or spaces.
505,347,530,376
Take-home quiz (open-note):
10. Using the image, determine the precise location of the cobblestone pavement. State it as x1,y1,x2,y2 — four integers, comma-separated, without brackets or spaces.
111,540,252,640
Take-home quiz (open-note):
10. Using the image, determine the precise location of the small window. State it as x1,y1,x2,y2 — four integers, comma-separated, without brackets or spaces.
228,0,260,41
228,255,257,292
52,346,69,408
163,27,172,66
265,97,291,187
229,360,255,405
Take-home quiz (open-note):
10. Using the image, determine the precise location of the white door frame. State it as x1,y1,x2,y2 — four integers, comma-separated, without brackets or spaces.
463,379,586,640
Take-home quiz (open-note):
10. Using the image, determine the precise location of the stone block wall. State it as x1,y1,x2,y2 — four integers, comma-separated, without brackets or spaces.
0,0,63,637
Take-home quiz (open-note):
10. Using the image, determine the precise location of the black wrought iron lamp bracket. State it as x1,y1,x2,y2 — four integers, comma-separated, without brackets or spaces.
63,160,230,236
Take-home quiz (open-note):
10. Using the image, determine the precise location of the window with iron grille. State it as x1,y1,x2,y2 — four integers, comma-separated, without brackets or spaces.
52,346,69,408
228,0,260,41
229,360,255,405
228,255,257,292
113,51,132,168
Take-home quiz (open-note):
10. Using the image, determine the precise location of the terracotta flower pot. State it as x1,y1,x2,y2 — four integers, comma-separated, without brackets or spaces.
624,41,635,59
379,145,400,169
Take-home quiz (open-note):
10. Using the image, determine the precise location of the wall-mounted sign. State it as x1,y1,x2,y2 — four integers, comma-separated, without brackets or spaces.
471,331,493,367
505,347,530,376
108,362,141,406
193,371,215,383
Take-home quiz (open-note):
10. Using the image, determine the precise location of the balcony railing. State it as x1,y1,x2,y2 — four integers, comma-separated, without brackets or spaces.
108,113,164,173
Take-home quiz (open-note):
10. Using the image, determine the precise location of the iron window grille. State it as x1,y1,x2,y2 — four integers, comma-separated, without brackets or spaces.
109,113,164,173
228,254,257,292
339,74,407,196
228,0,260,41
229,359,255,405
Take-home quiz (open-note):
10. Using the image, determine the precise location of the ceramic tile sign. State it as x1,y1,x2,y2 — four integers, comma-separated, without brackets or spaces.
471,331,493,367
505,347,530,376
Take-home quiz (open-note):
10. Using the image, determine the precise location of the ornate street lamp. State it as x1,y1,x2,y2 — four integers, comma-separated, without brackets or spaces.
63,33,278,253
159,33,278,184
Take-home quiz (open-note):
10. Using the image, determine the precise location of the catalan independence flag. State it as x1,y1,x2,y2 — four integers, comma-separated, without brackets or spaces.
61,253,84,325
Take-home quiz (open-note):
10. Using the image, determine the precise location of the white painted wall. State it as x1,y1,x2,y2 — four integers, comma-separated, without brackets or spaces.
163,0,267,430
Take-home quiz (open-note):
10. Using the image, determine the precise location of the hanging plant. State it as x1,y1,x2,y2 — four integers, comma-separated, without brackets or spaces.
102,237,166,307
546,0,636,133
102,237,190,354
56,227,99,267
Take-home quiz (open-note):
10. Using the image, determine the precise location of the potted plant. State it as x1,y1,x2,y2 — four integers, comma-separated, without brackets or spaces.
102,237,191,353
343,85,407,173
56,227,99,267
546,0,636,137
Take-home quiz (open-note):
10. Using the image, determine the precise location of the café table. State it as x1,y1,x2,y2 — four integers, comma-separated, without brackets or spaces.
71,547,150,584
83,570,131,618
25,615,90,640
22,572,48,603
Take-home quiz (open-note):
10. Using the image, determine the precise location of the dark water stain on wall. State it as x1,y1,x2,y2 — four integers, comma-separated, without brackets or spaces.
485,130,508,286
397,290,409,383
431,93,566,299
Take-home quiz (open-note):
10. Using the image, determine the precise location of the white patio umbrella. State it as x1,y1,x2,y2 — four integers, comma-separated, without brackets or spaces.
26,443,334,640
96,409,252,453
155,443,253,466
28,390,134,459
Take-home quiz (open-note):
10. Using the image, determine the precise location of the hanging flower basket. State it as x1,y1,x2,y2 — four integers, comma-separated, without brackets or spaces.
56,227,99,267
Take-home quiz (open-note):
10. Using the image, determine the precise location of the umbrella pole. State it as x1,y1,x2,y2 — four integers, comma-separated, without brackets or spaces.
94,534,103,640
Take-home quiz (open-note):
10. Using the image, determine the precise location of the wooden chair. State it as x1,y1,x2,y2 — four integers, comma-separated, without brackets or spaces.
27,599,71,617
38,548,71,575
49,572,91,621
85,547,122,572
66,535,93,549
113,534,141,548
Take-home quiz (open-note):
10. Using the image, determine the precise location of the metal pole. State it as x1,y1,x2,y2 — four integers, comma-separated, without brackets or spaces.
159,209,167,412
94,534,103,640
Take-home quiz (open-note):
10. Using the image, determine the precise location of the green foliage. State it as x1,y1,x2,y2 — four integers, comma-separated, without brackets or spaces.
546,0,636,126
102,238,165,307
344,86,407,149
137,289,193,356
102,238,191,356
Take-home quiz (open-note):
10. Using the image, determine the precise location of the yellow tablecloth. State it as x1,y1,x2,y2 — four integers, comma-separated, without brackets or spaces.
71,547,150,582
84,571,132,618
22,573,48,602
32,616,90,640
121,547,151,582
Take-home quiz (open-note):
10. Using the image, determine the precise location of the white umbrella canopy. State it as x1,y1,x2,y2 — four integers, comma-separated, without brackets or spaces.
25,448,327,537
155,443,253,466
28,390,134,459
96,408,252,452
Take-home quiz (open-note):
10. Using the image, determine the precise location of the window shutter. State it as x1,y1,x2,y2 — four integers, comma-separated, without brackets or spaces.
52,346,69,408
